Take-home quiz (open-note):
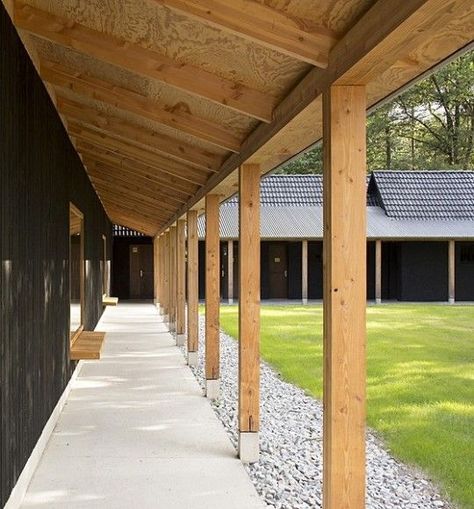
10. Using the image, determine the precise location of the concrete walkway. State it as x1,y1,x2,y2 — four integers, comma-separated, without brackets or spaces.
21,303,264,509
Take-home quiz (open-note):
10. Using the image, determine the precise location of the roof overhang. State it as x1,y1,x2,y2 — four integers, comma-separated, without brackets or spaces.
4,0,474,235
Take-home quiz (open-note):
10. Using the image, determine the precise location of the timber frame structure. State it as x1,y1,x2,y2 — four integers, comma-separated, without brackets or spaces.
3,0,474,507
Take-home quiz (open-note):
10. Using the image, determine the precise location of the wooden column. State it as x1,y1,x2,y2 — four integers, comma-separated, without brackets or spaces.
162,232,170,321
375,240,382,304
187,210,199,366
205,194,220,399
169,225,177,333
153,236,160,306
302,240,308,304
448,240,455,304
176,219,186,344
322,85,366,509
159,235,165,314
228,240,234,304
238,163,261,463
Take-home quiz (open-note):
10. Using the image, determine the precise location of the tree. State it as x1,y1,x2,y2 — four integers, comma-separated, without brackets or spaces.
277,51,474,174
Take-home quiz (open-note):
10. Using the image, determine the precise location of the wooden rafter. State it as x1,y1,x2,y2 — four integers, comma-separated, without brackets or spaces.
84,162,187,209
58,97,223,171
76,142,199,196
97,190,170,220
40,60,242,153
91,177,178,214
84,160,190,206
154,0,337,68
69,125,211,186
14,2,276,121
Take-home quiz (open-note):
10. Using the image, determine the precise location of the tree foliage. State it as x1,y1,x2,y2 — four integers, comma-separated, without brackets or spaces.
277,51,474,174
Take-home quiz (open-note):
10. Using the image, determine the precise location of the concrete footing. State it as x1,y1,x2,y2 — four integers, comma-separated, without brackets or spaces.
375,298,382,305
206,379,220,400
188,351,198,367
239,432,260,464
176,333,186,346
228,298,233,305
302,298,308,305
449,298,455,304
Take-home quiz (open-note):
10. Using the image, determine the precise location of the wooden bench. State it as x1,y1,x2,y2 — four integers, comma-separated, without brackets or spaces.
102,295,119,306
70,331,106,360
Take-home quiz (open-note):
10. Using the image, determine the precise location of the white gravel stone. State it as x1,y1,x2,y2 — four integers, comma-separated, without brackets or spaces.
180,318,454,509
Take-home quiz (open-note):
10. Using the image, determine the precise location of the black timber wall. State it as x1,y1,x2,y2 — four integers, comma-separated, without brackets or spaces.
398,242,448,301
456,242,474,301
0,6,111,506
112,236,152,299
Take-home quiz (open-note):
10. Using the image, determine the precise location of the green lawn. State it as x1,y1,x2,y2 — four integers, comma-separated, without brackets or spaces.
214,304,474,508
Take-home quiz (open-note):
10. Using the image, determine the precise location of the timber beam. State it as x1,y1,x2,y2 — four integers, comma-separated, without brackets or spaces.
153,0,337,68
58,97,224,171
14,2,276,121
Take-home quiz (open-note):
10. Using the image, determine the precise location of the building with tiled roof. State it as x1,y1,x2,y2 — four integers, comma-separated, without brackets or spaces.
194,171,474,303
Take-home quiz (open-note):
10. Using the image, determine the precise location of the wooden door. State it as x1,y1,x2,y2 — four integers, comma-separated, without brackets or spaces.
268,243,288,298
130,244,154,299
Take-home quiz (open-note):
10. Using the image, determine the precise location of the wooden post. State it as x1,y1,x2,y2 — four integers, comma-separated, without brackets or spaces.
322,85,366,509
159,235,165,314
448,240,455,304
238,163,261,463
205,194,220,399
228,240,234,304
187,210,199,366
375,240,382,304
162,232,170,322
302,240,308,305
153,236,160,306
169,225,177,333
176,219,186,345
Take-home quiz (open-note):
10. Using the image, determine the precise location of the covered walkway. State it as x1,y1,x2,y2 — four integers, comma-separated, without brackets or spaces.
20,303,264,509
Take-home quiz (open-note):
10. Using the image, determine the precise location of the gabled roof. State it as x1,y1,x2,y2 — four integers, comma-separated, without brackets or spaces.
225,175,324,206
224,174,374,206
370,171,474,220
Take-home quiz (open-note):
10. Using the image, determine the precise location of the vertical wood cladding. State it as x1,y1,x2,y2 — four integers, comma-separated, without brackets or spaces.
0,5,112,505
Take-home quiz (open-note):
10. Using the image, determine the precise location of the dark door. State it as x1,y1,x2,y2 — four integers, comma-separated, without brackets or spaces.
268,243,288,298
130,244,154,299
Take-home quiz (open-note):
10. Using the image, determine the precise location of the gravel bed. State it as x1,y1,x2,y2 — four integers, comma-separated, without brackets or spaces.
180,318,453,509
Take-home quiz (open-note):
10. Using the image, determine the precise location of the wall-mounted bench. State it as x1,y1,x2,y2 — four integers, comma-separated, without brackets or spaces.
103,295,119,306
70,331,106,360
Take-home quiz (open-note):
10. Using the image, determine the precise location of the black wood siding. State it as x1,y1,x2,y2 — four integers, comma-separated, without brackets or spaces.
455,241,474,301
398,242,448,301
0,6,111,505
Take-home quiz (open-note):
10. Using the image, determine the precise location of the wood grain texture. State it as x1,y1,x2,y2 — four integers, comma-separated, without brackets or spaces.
154,0,337,67
153,236,159,302
205,194,220,380
14,2,276,121
322,85,366,509
58,97,224,171
375,239,382,303
70,331,106,360
227,239,234,303
302,240,308,303
169,226,177,327
176,219,186,334
449,240,455,302
40,60,244,153
162,232,170,314
187,210,199,352
238,164,260,432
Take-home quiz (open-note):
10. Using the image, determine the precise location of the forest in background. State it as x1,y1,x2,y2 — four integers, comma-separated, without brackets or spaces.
279,51,474,174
